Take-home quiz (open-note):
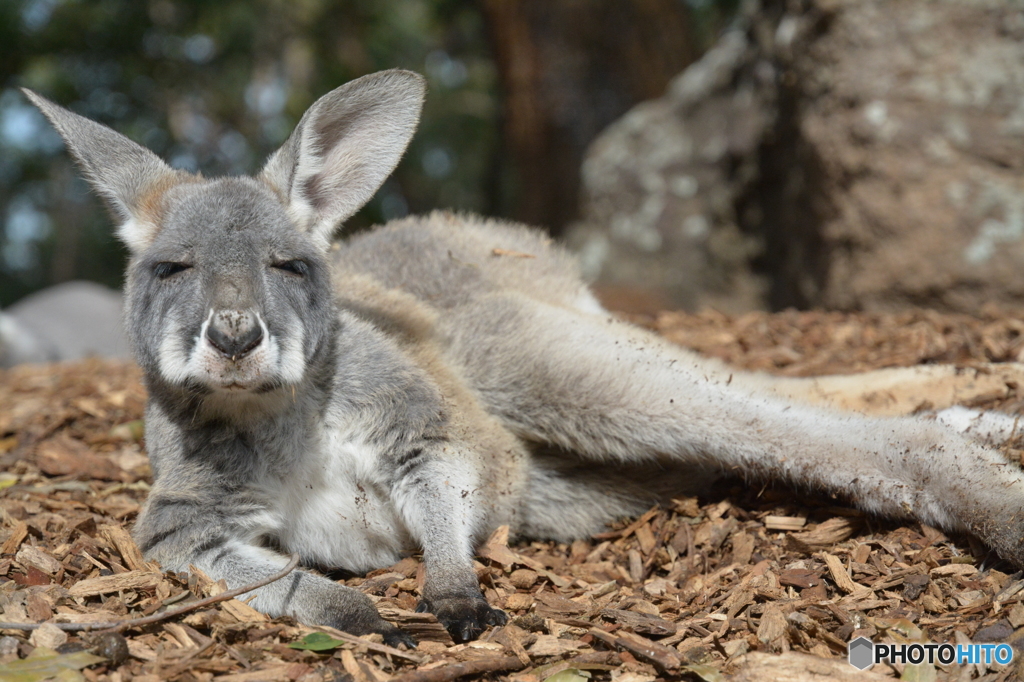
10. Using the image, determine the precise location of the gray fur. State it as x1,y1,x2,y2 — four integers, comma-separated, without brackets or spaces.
25,71,1024,645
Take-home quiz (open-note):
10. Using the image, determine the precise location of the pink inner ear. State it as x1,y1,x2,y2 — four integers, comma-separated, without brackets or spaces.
258,71,426,240
301,153,370,215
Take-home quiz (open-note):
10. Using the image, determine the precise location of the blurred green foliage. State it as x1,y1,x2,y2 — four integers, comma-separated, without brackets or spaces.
0,0,737,307
0,0,500,306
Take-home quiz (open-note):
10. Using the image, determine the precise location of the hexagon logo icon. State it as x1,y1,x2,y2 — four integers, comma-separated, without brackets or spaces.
848,636,874,670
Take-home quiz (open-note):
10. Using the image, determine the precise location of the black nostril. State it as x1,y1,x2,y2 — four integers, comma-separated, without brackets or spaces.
234,324,263,358
206,321,264,360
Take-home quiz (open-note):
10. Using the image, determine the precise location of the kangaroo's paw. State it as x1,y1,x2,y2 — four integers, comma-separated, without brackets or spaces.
417,596,508,643
311,582,417,649
935,406,1022,446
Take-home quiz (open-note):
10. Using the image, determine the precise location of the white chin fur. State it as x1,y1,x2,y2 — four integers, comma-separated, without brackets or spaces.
157,311,306,390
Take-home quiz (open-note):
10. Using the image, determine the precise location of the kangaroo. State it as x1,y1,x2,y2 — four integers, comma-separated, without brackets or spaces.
24,71,1024,646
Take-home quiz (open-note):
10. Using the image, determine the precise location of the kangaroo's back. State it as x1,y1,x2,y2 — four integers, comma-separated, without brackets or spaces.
334,211,604,314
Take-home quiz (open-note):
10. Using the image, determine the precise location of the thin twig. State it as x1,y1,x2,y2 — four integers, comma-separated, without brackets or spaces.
389,655,525,682
307,624,425,663
390,652,621,682
588,627,682,671
0,554,300,633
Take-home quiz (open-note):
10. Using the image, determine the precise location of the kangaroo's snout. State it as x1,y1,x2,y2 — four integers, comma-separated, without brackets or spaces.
206,310,263,360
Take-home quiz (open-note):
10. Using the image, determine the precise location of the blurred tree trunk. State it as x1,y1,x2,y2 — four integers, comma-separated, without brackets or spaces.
482,0,694,234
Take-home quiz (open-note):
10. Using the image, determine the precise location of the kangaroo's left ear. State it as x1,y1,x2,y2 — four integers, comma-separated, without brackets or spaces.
260,70,425,249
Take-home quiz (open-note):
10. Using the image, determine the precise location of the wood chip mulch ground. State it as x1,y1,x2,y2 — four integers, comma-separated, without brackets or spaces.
3,307,1024,682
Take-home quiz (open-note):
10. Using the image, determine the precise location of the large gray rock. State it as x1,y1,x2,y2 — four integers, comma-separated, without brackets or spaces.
566,27,775,313
568,0,1024,313
0,281,130,367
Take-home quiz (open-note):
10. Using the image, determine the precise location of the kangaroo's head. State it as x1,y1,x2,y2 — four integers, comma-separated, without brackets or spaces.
25,70,424,398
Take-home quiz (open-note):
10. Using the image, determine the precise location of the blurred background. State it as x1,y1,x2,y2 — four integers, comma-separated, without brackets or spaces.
2,0,1023,322
0,0,734,307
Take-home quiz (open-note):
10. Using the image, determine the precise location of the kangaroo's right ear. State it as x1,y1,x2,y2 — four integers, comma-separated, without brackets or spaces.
22,89,185,253
260,70,425,249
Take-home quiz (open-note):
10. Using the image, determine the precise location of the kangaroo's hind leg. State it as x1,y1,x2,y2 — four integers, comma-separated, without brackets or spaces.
446,294,1024,566
518,443,717,542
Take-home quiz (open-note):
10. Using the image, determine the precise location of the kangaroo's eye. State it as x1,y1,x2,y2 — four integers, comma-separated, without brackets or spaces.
154,262,192,279
272,260,308,277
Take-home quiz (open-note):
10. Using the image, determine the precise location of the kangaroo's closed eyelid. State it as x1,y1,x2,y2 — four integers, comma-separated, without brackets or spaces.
154,262,193,279
271,259,309,276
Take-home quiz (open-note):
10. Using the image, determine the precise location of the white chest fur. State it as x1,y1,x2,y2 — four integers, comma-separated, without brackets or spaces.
269,427,414,573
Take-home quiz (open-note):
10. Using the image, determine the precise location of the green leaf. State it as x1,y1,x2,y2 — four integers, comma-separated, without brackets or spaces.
873,617,924,642
543,669,591,682
109,420,145,441
681,663,725,682
288,632,346,651
0,647,105,682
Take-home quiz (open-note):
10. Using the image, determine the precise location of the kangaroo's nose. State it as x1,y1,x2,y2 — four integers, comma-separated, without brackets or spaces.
206,310,263,360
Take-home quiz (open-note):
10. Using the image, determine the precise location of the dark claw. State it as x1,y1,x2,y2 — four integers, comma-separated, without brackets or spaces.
459,621,478,643
484,608,508,627
418,597,507,643
382,626,417,650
